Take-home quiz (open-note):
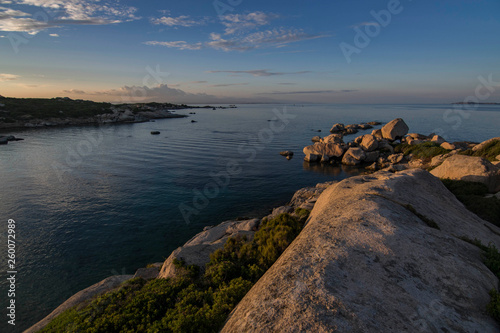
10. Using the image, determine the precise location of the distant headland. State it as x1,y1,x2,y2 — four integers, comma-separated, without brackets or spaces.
0,96,223,130
452,101,500,105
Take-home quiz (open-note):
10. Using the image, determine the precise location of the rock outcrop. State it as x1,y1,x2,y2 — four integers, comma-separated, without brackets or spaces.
473,137,500,152
25,275,133,333
222,169,500,332
430,155,500,193
158,219,260,279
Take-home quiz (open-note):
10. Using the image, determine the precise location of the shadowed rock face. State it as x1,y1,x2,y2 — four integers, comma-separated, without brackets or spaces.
431,155,500,193
222,170,500,333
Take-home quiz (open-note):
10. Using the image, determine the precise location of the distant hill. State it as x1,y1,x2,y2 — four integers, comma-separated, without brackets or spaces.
0,97,197,129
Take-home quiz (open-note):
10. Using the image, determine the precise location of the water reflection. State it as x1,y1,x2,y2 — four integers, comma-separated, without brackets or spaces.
302,161,368,177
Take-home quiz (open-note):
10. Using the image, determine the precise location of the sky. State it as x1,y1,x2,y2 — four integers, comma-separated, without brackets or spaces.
0,0,499,104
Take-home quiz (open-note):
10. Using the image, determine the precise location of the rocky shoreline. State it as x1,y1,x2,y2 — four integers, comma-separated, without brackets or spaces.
0,104,189,130
24,118,500,332
303,118,500,191
25,180,335,332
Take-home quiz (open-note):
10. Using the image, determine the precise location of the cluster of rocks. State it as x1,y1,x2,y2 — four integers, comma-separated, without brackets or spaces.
305,118,500,194
303,118,410,169
96,107,186,125
329,121,381,135
0,135,23,145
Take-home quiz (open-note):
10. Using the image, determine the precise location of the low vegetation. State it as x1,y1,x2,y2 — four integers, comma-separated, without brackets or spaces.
0,97,196,124
41,211,309,333
0,97,114,122
459,140,500,162
460,237,500,322
394,141,450,162
442,179,500,226
404,204,440,230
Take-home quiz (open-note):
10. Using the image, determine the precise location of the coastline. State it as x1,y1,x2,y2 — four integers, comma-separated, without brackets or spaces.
0,97,229,131
24,179,333,332
18,117,500,331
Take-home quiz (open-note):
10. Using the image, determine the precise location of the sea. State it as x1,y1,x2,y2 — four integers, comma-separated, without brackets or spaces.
1,103,499,332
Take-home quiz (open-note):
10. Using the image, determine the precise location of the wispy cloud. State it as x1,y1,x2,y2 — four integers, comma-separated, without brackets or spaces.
49,33,59,37
0,73,20,81
151,15,206,27
350,21,380,28
62,89,86,94
221,11,277,34
144,40,203,50
146,27,328,52
207,69,311,77
260,90,358,95
0,1,139,34
209,83,249,87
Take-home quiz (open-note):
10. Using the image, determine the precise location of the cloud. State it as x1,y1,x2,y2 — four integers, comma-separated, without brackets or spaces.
144,40,203,50
260,89,358,95
69,84,220,104
277,83,297,85
151,15,205,27
209,83,249,87
221,11,276,34
62,89,86,94
146,28,328,52
0,73,20,81
208,28,326,51
351,21,380,28
0,1,139,34
207,69,311,77
49,33,59,37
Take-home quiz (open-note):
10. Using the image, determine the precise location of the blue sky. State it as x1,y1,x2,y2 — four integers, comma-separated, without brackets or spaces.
0,0,499,104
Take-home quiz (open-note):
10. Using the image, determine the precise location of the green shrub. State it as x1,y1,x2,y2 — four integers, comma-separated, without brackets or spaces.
487,289,500,322
460,239,500,323
42,213,307,332
395,141,450,158
442,179,500,226
460,140,500,162
441,179,489,196
394,141,449,161
295,208,311,218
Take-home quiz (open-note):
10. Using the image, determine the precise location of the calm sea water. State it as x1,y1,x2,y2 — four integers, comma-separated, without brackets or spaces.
1,104,499,331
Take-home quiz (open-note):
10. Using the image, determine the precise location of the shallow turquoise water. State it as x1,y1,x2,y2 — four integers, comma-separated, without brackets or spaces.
0,103,499,331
